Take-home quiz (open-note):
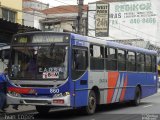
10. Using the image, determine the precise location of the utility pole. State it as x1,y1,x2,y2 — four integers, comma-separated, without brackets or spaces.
77,0,84,35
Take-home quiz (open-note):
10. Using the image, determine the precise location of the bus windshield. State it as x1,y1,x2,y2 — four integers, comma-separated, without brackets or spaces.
9,45,68,80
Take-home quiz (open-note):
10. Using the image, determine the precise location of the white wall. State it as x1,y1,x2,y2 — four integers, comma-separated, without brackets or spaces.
34,11,45,29
151,0,160,45
23,11,34,27
23,1,49,10
23,11,45,30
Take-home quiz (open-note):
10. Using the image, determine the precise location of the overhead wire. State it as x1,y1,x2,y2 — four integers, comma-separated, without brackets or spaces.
1,0,160,46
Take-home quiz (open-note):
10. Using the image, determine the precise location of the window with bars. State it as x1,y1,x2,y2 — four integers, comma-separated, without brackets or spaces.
2,8,16,23
118,49,126,71
127,51,136,71
137,53,145,72
90,44,104,70
105,47,117,71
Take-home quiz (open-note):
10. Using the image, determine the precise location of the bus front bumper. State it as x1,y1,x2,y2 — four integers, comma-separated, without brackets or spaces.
7,94,71,106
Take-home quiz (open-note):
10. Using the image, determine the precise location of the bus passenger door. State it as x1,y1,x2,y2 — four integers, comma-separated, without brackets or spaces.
72,47,88,107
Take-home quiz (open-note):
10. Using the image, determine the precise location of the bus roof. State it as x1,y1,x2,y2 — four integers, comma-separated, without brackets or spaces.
70,33,157,55
106,41,156,55
14,31,71,36
13,32,157,55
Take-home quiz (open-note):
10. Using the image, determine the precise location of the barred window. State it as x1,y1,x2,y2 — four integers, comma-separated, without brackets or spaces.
127,51,136,71
106,47,117,70
152,55,156,72
2,8,16,23
118,49,126,71
145,55,152,72
137,53,145,72
90,45,104,70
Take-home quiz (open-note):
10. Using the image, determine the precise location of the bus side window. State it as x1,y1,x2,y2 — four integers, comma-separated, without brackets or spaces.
146,55,152,72
118,49,126,71
137,53,145,72
90,45,104,70
106,47,117,70
72,48,88,80
73,50,87,70
152,55,156,72
127,51,136,71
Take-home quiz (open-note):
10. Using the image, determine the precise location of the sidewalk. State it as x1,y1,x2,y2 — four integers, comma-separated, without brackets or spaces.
5,105,35,114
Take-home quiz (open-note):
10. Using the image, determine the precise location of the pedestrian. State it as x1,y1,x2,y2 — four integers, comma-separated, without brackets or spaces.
0,68,8,113
0,68,18,112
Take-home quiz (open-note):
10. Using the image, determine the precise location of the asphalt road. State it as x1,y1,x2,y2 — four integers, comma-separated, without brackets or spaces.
1,89,160,120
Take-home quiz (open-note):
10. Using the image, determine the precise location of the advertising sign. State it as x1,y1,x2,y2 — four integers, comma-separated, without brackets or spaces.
109,1,157,41
88,1,157,43
95,3,109,37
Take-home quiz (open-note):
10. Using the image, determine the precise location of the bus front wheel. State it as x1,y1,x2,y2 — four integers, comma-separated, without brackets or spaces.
85,90,97,115
36,106,50,114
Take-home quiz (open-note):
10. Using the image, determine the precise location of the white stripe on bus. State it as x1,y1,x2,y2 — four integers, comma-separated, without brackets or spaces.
111,74,121,103
115,74,124,102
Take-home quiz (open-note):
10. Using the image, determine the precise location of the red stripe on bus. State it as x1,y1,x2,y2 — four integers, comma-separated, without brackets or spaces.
107,72,119,103
8,87,32,94
120,75,128,102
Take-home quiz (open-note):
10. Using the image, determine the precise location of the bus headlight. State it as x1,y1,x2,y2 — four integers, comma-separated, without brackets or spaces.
63,92,70,96
54,92,70,98
8,91,21,97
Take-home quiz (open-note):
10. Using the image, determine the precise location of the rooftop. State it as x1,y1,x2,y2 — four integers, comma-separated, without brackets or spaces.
23,7,43,13
23,0,49,5
42,5,88,15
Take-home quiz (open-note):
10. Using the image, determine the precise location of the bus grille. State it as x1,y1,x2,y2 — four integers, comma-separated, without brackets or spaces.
20,85,54,88
23,100,50,104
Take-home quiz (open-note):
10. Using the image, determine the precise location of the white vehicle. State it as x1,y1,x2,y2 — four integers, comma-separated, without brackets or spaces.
0,45,10,73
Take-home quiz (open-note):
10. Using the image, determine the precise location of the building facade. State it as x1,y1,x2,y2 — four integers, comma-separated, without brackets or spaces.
0,0,22,24
40,5,88,35
22,0,47,29
23,8,45,29
0,0,39,45
23,0,49,10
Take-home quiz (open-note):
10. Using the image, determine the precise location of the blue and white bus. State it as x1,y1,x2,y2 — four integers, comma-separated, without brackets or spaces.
7,32,158,114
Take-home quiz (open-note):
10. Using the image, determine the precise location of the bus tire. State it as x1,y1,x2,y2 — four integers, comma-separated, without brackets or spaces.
131,87,141,106
36,106,50,114
85,90,96,115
